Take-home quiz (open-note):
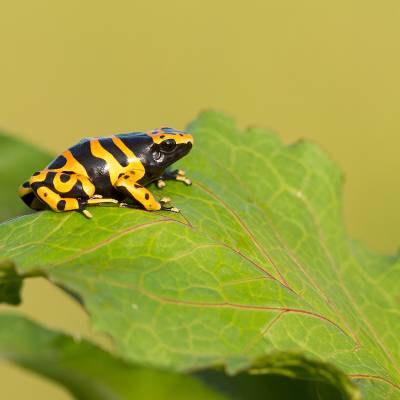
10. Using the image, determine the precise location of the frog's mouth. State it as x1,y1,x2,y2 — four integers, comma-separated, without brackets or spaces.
182,141,192,153
177,141,192,158
160,141,191,169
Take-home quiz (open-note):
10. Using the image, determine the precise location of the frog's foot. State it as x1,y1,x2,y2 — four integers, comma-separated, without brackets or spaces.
159,197,180,213
118,198,179,213
162,206,180,213
160,169,192,186
175,170,192,186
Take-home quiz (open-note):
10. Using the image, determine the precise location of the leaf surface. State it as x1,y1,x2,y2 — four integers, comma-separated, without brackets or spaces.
1,112,399,399
0,313,227,400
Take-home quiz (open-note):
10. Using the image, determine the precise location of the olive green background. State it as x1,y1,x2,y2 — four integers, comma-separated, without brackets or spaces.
0,1,399,398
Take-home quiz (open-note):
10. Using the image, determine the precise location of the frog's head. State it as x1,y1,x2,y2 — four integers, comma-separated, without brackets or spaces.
146,127,193,169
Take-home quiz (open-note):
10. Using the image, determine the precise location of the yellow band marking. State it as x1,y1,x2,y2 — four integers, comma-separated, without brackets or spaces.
146,130,194,145
53,173,78,193
90,139,124,184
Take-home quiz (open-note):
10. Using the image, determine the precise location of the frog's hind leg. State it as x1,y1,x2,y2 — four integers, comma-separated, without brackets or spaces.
29,170,87,214
18,180,46,210
29,170,116,218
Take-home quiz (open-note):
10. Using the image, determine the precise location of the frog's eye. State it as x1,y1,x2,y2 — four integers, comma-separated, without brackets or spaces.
152,150,162,161
159,139,176,153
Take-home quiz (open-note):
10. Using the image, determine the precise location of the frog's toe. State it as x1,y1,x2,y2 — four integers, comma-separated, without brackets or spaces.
160,196,171,204
176,175,192,185
156,179,166,189
82,209,93,219
160,204,180,213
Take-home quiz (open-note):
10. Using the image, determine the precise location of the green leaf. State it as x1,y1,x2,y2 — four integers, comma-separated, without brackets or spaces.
198,366,345,400
0,132,52,222
0,313,227,400
0,260,22,304
1,111,399,399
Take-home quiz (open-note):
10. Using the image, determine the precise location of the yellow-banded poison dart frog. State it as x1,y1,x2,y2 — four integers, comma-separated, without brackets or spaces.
19,127,193,218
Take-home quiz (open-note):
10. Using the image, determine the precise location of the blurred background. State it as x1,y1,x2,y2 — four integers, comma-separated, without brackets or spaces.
0,1,399,398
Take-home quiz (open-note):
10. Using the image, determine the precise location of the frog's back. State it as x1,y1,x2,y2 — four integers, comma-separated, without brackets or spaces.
46,137,105,180
45,134,151,195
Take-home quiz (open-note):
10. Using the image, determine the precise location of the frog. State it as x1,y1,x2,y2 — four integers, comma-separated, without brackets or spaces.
18,127,193,218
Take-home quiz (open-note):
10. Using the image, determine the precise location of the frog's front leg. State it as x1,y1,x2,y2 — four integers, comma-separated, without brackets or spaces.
115,172,179,212
156,169,192,189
